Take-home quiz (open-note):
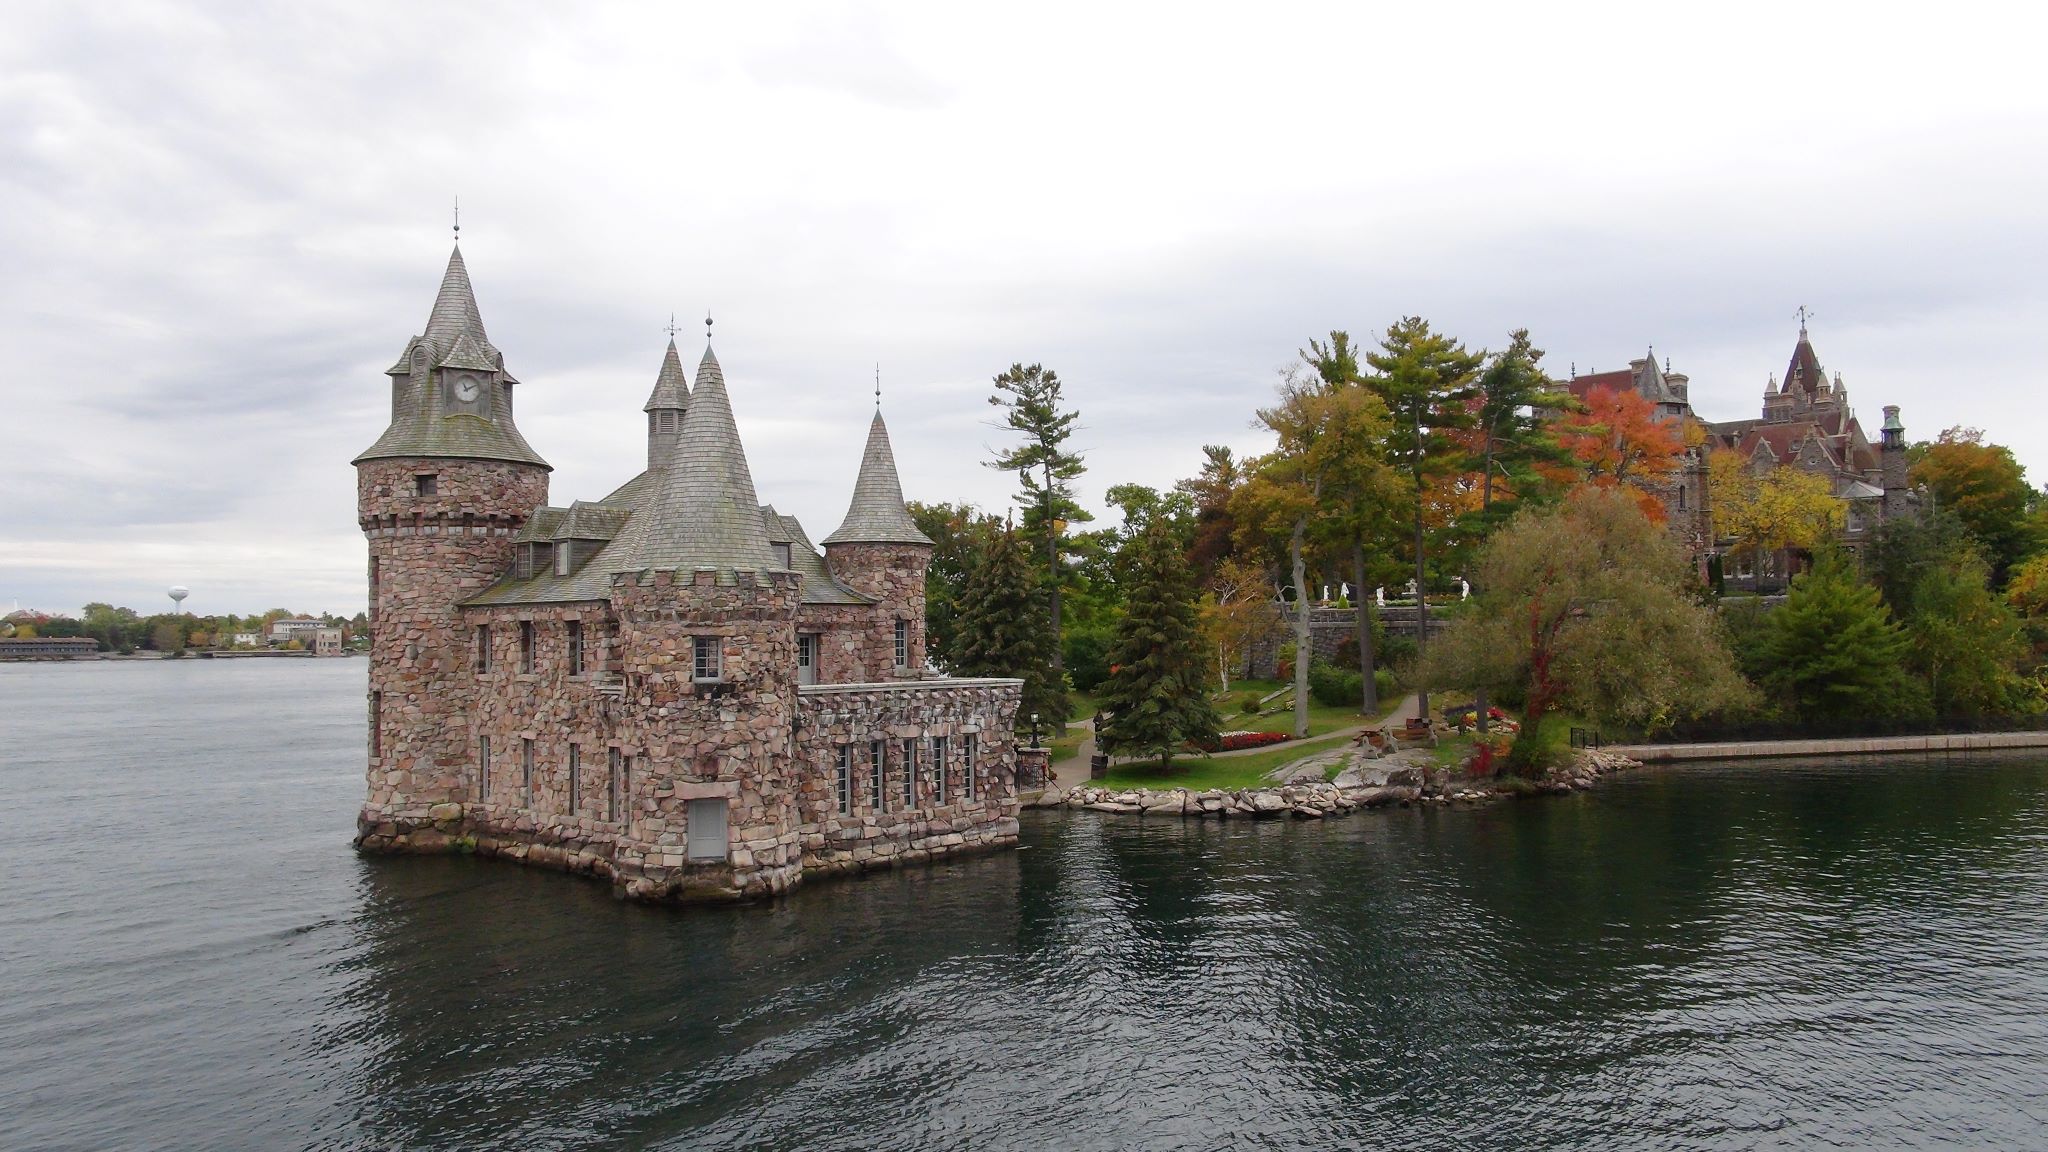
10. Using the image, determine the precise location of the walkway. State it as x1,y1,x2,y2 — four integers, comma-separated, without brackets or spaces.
1605,730,2048,763
1049,693,1424,790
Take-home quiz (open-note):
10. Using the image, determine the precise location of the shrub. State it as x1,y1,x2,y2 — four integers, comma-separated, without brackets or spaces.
1238,691,1264,715
1375,668,1397,700
1195,730,1292,752
1308,661,1364,708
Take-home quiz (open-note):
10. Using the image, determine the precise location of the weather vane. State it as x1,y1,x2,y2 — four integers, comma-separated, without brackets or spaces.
664,313,682,339
452,195,460,240
875,363,882,409
1796,304,1813,335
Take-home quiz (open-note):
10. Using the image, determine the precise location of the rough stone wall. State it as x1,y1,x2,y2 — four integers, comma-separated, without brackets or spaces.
357,456,548,819
794,602,883,684
793,679,1023,874
823,542,931,678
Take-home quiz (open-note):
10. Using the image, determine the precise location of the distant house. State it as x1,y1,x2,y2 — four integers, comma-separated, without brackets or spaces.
269,618,324,644
231,632,263,648
314,628,343,656
0,636,100,660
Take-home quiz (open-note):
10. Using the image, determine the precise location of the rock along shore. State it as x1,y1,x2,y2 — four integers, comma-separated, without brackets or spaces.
1023,748,1643,820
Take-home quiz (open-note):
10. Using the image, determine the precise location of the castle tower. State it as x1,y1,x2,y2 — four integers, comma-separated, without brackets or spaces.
604,342,806,897
353,245,550,825
823,410,934,676
1881,405,1911,521
643,338,689,471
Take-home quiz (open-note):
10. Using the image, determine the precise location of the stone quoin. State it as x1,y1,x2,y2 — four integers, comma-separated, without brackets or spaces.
352,244,1024,903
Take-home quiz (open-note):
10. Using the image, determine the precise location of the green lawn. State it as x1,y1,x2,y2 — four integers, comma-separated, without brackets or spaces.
1097,731,1355,792
1215,679,1391,737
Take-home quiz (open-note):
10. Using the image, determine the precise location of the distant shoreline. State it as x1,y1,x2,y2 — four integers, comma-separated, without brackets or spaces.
0,650,358,663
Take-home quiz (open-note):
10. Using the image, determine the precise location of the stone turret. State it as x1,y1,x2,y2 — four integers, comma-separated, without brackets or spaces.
353,245,550,826
1881,405,1912,521
643,338,689,472
823,411,934,676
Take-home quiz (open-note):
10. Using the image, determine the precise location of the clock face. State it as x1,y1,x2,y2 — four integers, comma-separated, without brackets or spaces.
453,374,483,403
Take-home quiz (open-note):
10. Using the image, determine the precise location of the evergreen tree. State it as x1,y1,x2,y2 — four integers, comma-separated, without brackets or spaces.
1758,551,1926,722
987,362,1090,707
909,500,998,672
951,520,1069,734
1097,521,1221,771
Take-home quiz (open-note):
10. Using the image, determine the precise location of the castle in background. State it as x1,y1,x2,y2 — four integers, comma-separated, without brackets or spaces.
1567,319,1915,584
353,245,1033,903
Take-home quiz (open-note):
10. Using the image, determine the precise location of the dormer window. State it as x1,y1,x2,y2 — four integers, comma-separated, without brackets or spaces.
555,545,571,576
772,542,792,568
415,474,438,497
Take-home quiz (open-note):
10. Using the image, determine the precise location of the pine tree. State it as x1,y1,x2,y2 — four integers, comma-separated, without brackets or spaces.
987,363,1090,708
1097,521,1221,771
952,520,1069,734
1759,551,1926,722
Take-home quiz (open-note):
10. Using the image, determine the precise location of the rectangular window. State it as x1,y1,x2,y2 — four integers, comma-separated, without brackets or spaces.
797,633,817,685
519,621,535,673
568,744,580,816
522,737,534,805
555,545,571,576
869,740,885,810
566,621,584,676
932,735,948,804
902,738,917,808
478,735,491,803
772,542,792,568
836,745,852,815
964,733,976,800
687,798,729,861
693,636,722,682
605,620,621,672
370,691,382,757
368,555,379,598
415,473,437,497
474,623,490,673
608,747,622,822
894,620,909,668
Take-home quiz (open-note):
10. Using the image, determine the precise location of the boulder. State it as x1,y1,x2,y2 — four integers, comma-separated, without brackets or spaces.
1248,791,1289,816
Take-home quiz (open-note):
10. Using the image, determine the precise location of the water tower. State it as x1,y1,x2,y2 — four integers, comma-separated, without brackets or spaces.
169,586,189,614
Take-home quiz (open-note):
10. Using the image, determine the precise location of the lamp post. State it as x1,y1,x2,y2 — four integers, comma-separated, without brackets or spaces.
1029,712,1041,749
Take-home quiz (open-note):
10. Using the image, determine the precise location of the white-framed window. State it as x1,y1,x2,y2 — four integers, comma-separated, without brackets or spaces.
797,633,817,685
869,740,885,810
836,745,853,815
902,738,917,807
932,735,948,804
555,545,571,576
894,620,909,668
566,621,583,676
687,798,729,861
693,636,723,682
415,473,437,497
478,735,491,802
521,737,534,805
567,744,581,816
964,733,976,800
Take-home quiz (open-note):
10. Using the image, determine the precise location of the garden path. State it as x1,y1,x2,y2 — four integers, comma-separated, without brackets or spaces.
1048,694,1422,791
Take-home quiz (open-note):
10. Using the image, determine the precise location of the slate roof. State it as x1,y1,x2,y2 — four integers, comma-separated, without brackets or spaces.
822,411,933,546
354,245,550,469
1782,332,1826,397
643,339,690,413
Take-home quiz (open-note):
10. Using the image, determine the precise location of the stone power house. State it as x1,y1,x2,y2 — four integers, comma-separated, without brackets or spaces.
353,246,1027,903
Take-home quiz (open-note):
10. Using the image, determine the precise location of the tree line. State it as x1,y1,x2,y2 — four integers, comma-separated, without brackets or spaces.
3,604,366,654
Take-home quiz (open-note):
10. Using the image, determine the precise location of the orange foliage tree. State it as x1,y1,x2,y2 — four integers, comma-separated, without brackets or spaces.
1547,384,1684,521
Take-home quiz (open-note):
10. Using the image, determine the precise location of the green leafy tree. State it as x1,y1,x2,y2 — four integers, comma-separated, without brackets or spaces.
909,500,999,672
1365,317,1483,720
1910,428,2039,583
987,363,1090,693
1097,521,1222,771
1900,551,2038,717
951,520,1069,734
1757,551,1926,722
1425,488,1752,772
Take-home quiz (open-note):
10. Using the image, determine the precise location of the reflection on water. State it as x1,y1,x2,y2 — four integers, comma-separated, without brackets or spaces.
3,660,2047,1149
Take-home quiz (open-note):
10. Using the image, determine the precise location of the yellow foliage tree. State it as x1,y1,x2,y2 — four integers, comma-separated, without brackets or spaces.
1709,451,1843,569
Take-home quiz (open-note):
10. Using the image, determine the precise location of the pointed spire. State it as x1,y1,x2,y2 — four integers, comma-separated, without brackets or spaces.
644,338,690,412
823,410,934,546
609,340,777,574
420,244,500,365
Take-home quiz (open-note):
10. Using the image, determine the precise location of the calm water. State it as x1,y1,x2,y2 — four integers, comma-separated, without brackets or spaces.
3,661,2047,1150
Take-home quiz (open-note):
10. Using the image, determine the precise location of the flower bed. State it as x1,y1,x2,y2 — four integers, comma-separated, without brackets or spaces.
1194,730,1292,753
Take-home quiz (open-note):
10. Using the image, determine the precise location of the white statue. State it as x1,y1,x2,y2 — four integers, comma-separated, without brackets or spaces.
1375,586,1385,607
1459,577,1470,600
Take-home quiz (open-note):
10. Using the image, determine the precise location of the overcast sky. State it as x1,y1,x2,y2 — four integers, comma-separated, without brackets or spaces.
5,1,2044,617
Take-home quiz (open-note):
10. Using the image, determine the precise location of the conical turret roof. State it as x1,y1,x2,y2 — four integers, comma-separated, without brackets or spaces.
822,411,933,546
421,245,498,364
643,338,690,412
607,345,781,574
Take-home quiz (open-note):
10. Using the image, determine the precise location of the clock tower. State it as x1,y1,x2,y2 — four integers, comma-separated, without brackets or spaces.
353,244,550,833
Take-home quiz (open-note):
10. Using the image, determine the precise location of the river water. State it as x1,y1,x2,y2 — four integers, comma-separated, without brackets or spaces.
3,659,2046,1150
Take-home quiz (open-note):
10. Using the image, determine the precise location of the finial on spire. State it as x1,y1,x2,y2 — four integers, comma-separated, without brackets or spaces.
875,363,882,409
664,312,682,339
705,310,713,342
452,195,460,242
1796,304,1813,338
